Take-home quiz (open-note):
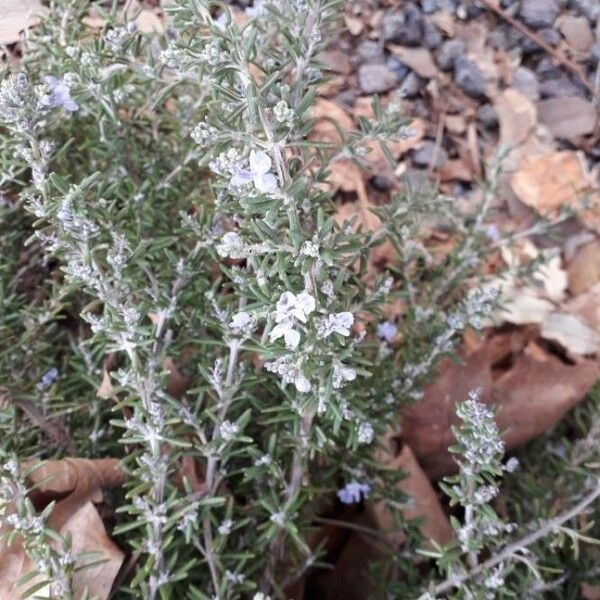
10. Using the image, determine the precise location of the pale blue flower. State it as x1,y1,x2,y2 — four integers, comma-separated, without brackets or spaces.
36,367,59,391
42,76,79,112
337,481,370,504
377,320,397,342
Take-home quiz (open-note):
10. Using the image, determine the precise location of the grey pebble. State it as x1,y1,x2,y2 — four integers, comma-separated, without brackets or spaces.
570,0,600,21
356,40,383,64
411,140,448,168
519,0,560,29
454,56,487,98
386,56,410,81
436,39,466,71
591,42,600,65
382,7,423,46
421,0,459,13
358,63,398,94
513,66,540,101
423,19,443,49
477,104,499,129
539,75,584,99
399,72,423,98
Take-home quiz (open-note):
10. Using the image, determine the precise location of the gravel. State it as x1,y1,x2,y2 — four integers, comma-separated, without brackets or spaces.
436,39,466,71
423,19,442,49
411,140,447,168
356,40,383,63
477,104,499,129
386,56,410,81
454,56,487,98
519,0,560,29
398,72,423,98
513,66,540,101
358,63,398,94
539,75,584,99
570,0,600,21
382,7,423,46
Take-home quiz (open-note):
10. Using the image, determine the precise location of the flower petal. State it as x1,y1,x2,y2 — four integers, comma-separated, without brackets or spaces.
249,149,271,175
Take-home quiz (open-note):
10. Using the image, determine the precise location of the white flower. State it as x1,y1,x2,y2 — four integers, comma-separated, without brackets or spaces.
218,518,233,536
357,422,374,445
252,594,270,600
332,362,356,389
230,150,278,193
504,457,519,473
268,319,301,349
264,356,311,393
230,311,255,335
275,291,315,324
337,481,370,504
220,420,239,441
216,231,246,259
270,511,285,526
269,291,316,349
316,311,353,339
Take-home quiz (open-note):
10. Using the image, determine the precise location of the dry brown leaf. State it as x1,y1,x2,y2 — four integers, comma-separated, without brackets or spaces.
388,46,438,79
0,0,45,43
369,440,453,547
563,282,600,334
343,14,364,36
495,88,537,149
135,9,164,34
97,367,114,400
401,331,600,478
567,240,600,295
541,312,600,356
0,460,127,599
511,152,600,229
582,583,600,600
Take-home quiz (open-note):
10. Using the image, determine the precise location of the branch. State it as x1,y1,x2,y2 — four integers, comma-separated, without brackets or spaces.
424,480,600,597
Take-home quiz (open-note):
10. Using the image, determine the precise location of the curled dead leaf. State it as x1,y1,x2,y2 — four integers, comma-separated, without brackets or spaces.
401,330,600,478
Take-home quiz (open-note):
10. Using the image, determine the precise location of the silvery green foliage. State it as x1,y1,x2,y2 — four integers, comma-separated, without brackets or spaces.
421,391,600,600
0,0,503,598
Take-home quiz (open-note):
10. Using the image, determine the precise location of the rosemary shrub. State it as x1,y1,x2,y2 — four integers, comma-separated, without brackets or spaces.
1,1,597,599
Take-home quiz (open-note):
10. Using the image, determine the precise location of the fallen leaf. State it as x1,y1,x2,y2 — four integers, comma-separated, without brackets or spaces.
135,9,164,34
582,583,600,600
567,239,600,295
557,15,594,53
343,14,363,36
0,459,127,599
537,97,598,139
97,367,114,400
369,440,453,547
0,0,45,44
511,151,599,221
401,331,600,478
541,312,600,356
388,46,438,79
495,88,537,149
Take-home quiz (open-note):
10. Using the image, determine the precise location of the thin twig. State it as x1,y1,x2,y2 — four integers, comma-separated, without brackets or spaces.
479,0,596,97
423,480,600,597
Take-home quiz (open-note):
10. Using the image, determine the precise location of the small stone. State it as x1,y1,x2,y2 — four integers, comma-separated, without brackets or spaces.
386,56,410,81
454,56,487,98
591,42,600,65
477,104,499,129
370,175,391,192
423,19,442,49
398,72,423,98
356,40,383,63
539,75,583,99
519,0,560,29
382,7,423,46
436,39,466,71
411,140,448,168
559,16,594,52
488,29,508,49
538,28,562,47
513,67,540,101
535,57,562,80
570,0,600,21
421,0,459,13
358,63,398,94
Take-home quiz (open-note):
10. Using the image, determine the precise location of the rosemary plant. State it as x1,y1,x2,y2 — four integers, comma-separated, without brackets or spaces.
3,1,591,599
